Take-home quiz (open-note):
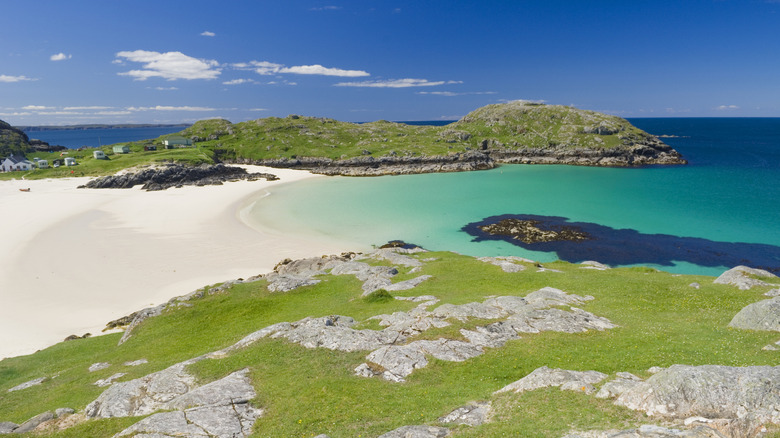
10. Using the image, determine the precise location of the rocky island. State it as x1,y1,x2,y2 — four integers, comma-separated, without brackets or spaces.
183,101,686,176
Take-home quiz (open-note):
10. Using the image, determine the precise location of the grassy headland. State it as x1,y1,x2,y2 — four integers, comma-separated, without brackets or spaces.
2,102,685,181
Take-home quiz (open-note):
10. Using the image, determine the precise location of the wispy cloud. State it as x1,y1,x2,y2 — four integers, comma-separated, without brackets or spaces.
280,64,369,77
115,50,221,80
310,5,342,11
236,60,369,77
335,78,461,88
63,106,113,110
0,74,36,83
151,86,179,91
50,53,72,61
223,78,256,85
417,91,496,96
23,105,55,110
127,105,217,111
200,31,216,37
715,104,740,111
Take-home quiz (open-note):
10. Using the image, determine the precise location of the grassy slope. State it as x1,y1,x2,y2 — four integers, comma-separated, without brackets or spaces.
185,102,660,163
1,252,778,437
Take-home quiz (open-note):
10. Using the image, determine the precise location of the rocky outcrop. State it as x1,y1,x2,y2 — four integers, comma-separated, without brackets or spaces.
615,365,780,435
378,425,450,438
714,266,779,290
87,367,259,438
7,377,46,393
79,163,278,191
729,297,780,331
563,424,728,438
357,288,615,382
438,401,492,427
494,366,608,395
265,249,431,295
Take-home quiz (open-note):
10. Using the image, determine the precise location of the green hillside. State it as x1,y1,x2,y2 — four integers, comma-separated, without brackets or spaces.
0,250,777,437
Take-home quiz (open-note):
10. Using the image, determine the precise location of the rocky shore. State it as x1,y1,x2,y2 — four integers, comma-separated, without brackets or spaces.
227,142,685,177
78,163,278,191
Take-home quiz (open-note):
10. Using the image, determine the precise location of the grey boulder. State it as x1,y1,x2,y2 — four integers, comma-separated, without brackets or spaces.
728,297,780,332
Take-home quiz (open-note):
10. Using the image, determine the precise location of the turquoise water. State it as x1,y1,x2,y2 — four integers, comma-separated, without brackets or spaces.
249,118,780,276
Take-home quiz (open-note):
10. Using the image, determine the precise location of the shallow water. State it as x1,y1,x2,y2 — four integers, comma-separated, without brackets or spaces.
249,118,780,276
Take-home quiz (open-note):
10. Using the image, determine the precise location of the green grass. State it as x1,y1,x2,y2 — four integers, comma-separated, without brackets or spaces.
1,251,777,437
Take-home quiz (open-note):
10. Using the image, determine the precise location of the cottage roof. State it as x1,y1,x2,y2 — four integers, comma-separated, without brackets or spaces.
5,154,31,164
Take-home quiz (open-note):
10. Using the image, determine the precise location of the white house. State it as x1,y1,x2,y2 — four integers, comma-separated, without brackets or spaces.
64,157,77,166
37,159,49,169
1,154,35,172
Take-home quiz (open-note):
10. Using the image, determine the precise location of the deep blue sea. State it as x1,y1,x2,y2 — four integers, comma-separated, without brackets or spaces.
22,126,185,148
248,118,780,276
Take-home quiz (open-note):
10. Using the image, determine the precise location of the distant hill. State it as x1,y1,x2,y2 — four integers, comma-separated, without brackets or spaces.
16,123,191,132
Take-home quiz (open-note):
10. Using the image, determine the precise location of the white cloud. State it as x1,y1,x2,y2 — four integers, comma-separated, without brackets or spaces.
95,111,132,115
0,74,35,82
201,31,216,37
249,108,269,111
223,78,255,85
23,105,55,110
63,106,113,110
310,5,342,11
715,104,740,111
128,105,216,111
115,50,220,80
236,60,369,77
335,78,458,88
279,64,369,77
50,53,72,61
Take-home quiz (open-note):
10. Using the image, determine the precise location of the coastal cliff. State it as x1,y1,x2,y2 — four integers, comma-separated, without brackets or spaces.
181,101,685,176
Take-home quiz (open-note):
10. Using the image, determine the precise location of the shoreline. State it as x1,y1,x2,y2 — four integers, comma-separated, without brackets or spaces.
0,166,365,360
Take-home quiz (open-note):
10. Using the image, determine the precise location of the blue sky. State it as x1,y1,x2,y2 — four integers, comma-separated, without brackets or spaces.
2,0,779,125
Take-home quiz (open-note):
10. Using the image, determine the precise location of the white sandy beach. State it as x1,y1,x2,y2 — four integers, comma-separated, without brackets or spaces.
0,166,368,360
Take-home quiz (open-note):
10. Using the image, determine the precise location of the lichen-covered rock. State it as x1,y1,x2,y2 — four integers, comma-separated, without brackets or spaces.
7,377,46,392
378,425,450,438
562,424,727,437
729,297,780,331
88,362,111,372
0,421,18,433
494,366,607,395
94,373,126,387
12,411,55,434
714,266,778,290
595,372,643,399
438,401,492,426
615,365,780,430
86,363,197,418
